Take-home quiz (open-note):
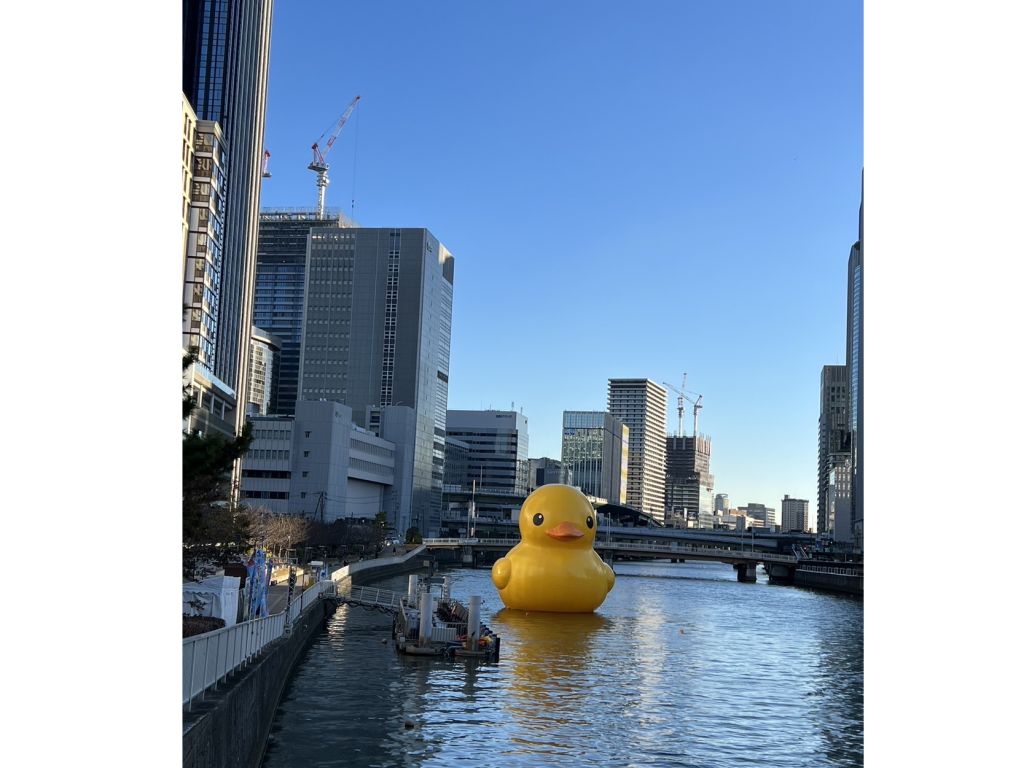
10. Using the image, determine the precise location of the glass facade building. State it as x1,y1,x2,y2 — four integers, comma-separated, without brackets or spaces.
560,411,628,504
846,176,863,549
182,0,274,436
254,209,351,415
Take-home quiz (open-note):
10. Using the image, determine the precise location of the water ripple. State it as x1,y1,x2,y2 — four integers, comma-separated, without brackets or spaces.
262,561,862,767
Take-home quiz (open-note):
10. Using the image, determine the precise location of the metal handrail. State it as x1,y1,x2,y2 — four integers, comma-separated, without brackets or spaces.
183,579,334,711
421,538,797,563
183,612,285,710
798,565,862,577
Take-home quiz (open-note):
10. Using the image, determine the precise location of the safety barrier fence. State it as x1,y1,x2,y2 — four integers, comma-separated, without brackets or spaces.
183,547,428,710
183,611,284,711
797,565,862,577
182,580,333,711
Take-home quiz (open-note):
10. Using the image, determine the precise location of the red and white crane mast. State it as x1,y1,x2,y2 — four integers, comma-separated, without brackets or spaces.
308,94,360,218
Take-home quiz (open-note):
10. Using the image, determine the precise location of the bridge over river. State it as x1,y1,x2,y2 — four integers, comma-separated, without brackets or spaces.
423,527,807,583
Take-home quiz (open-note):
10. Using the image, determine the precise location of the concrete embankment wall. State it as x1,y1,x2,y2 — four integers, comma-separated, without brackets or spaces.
182,547,431,768
182,598,335,768
793,569,863,596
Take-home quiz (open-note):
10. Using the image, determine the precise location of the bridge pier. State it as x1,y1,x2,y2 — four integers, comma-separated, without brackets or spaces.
461,546,475,567
734,562,758,583
767,564,795,585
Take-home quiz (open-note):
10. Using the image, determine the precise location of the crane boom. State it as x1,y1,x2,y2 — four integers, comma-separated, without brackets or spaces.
308,94,361,218
664,376,705,437
663,380,687,437
310,95,361,167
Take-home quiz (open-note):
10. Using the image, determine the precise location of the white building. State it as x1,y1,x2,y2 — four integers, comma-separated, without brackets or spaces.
240,400,406,524
608,379,668,522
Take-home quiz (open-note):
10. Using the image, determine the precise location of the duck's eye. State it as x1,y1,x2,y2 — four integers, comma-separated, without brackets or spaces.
533,513,544,526
586,516,594,529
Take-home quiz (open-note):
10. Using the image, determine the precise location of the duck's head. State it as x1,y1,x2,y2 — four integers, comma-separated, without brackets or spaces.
518,485,597,550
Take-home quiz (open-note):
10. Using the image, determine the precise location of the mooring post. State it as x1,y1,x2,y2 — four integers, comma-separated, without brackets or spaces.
467,595,482,650
407,575,419,607
442,576,452,602
418,587,433,647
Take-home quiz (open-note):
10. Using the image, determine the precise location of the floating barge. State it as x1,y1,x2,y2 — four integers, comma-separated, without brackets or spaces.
392,575,500,661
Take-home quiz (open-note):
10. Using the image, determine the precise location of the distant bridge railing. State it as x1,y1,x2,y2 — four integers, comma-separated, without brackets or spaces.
422,538,796,564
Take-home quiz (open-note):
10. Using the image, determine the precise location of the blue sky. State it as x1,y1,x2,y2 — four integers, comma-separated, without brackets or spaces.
259,1,863,519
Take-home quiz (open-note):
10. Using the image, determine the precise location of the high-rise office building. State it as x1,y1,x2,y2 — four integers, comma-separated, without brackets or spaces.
183,0,274,436
665,435,715,527
247,326,281,416
714,493,730,513
446,411,530,497
255,208,357,415
560,411,628,505
847,173,864,550
608,379,668,521
781,494,810,533
298,227,455,536
817,365,851,536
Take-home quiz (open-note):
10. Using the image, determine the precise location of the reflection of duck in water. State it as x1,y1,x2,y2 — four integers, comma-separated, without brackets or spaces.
494,610,609,733
492,485,615,612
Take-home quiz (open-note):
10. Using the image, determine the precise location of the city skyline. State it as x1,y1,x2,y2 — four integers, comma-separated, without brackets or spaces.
255,1,863,516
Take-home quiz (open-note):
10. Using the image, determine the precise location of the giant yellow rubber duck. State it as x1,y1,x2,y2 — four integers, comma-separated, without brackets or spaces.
492,484,615,612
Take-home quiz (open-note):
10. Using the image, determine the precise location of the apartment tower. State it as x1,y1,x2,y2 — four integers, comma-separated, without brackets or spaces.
608,379,668,521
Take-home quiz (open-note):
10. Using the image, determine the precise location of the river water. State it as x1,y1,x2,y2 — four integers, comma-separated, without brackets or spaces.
261,561,863,767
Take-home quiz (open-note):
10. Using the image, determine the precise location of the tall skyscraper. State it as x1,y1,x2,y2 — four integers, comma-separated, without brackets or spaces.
817,365,850,535
297,227,455,536
560,411,628,504
847,173,864,550
183,0,274,434
446,411,530,497
608,379,668,521
781,494,810,533
714,493,730,513
255,208,357,415
665,435,715,527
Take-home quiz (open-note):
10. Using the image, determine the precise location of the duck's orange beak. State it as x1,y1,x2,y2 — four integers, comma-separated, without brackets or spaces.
546,522,584,541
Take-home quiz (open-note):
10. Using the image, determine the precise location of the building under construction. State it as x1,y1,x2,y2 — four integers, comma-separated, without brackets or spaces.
664,434,715,528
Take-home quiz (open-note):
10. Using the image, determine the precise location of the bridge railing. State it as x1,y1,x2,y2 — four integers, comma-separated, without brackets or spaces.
423,538,796,563
798,565,862,577
331,583,406,612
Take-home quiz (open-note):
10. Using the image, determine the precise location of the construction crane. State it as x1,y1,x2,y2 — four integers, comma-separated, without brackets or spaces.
308,94,360,218
261,149,272,178
663,375,705,437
